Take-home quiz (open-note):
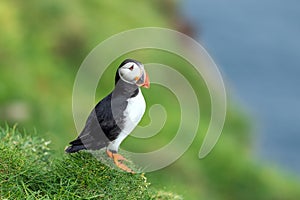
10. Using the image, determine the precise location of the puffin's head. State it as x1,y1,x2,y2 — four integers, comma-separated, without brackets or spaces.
116,59,150,88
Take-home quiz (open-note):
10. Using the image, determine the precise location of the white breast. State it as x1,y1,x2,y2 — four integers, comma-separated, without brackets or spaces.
107,89,146,152
123,88,146,133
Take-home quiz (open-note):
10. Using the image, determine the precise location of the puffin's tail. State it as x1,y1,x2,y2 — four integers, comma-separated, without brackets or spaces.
65,138,86,153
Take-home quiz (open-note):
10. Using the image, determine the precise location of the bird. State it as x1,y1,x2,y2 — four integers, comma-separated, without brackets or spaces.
65,59,150,173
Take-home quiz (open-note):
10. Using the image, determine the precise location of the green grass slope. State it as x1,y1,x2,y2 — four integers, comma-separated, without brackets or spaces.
0,126,181,199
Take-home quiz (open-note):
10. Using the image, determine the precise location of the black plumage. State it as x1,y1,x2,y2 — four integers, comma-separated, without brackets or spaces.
65,59,140,153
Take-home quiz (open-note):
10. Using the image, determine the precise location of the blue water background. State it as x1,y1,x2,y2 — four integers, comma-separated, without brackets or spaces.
182,0,300,175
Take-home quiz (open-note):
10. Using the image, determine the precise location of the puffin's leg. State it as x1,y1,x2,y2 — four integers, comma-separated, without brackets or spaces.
106,150,127,161
106,150,134,173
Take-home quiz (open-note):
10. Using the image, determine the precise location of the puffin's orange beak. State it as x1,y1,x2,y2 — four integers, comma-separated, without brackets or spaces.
142,72,150,88
135,69,150,88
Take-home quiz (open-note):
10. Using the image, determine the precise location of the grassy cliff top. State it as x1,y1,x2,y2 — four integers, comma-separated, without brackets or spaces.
0,125,181,199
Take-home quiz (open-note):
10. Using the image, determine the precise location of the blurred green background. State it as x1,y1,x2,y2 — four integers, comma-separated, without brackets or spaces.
0,1,299,199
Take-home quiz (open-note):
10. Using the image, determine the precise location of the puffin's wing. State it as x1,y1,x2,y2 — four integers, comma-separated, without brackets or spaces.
95,93,128,141
65,93,127,153
65,110,108,153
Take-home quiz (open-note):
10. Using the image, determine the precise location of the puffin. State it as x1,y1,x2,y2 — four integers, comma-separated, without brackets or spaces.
65,59,150,173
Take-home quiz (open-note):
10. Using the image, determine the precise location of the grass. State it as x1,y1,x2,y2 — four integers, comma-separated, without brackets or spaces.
0,125,181,199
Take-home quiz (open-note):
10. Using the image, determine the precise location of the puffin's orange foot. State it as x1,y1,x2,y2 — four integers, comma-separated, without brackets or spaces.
113,157,134,173
106,150,134,173
106,149,114,158
112,153,128,162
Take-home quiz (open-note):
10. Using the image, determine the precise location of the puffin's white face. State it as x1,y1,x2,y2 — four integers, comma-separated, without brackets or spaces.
118,61,150,88
119,62,141,83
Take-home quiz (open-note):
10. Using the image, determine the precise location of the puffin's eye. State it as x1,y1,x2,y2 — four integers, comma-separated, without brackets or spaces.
129,65,134,71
